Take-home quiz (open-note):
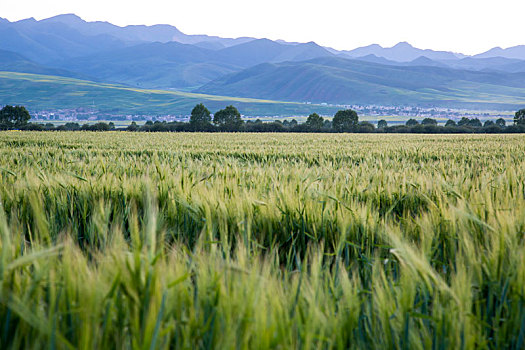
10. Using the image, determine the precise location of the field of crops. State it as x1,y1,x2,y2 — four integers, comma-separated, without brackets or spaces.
0,131,524,349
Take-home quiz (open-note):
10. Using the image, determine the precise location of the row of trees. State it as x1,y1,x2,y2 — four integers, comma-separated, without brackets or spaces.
188,104,361,132
127,112,525,134
189,104,243,131
400,117,507,128
3,104,525,133
22,122,116,131
373,113,525,133
188,105,525,132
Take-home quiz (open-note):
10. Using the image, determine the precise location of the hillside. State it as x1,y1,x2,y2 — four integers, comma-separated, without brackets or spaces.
57,42,243,88
53,39,336,89
0,49,81,77
197,57,525,108
216,39,334,67
0,71,340,116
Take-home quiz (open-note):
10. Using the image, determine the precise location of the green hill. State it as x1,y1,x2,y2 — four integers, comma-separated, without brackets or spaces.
197,57,525,109
0,49,81,77
57,40,335,89
58,41,244,89
0,71,340,116
216,39,334,67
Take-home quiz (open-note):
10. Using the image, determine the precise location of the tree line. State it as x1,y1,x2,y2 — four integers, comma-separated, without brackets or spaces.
2,104,525,133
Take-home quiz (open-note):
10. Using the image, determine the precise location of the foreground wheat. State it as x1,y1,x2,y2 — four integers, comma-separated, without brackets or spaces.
0,132,524,349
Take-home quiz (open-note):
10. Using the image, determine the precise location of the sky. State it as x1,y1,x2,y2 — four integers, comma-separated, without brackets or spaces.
1,0,524,55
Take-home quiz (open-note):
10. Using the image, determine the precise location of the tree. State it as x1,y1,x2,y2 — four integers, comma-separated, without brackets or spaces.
483,120,495,128
377,120,388,129
305,113,324,131
406,119,419,126
213,105,243,131
468,118,482,127
445,119,457,127
127,121,139,131
496,118,506,127
0,105,31,130
56,122,81,131
421,118,437,126
514,109,525,125
356,121,375,133
457,117,470,126
81,122,111,131
332,109,358,132
189,103,212,130
457,117,481,127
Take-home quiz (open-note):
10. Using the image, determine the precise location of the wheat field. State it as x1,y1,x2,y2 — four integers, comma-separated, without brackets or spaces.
0,131,524,349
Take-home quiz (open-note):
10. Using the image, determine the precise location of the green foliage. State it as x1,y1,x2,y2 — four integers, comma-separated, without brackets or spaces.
421,118,437,125
458,117,470,126
0,105,31,130
445,119,457,127
332,109,358,131
496,118,506,127
514,108,525,125
0,132,525,348
357,121,375,133
469,118,482,127
80,122,111,131
61,122,81,131
213,105,243,131
189,103,212,130
127,121,139,131
406,118,419,126
377,119,387,129
305,113,323,130
458,117,482,127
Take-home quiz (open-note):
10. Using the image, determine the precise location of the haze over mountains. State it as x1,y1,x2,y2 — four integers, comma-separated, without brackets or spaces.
1,14,525,113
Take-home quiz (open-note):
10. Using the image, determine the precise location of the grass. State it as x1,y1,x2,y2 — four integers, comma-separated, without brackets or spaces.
0,71,342,116
0,132,524,349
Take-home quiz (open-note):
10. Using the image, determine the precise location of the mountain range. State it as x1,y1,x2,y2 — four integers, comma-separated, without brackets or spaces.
1,14,525,114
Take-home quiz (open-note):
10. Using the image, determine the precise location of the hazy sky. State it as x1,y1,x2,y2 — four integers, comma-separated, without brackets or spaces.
1,0,524,55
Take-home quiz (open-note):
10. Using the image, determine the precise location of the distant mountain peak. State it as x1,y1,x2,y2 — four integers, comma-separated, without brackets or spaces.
411,56,434,62
392,41,413,48
304,41,323,48
41,13,86,26
15,17,37,23
344,41,466,62
254,38,275,43
475,45,525,59
48,13,83,20
362,43,383,49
